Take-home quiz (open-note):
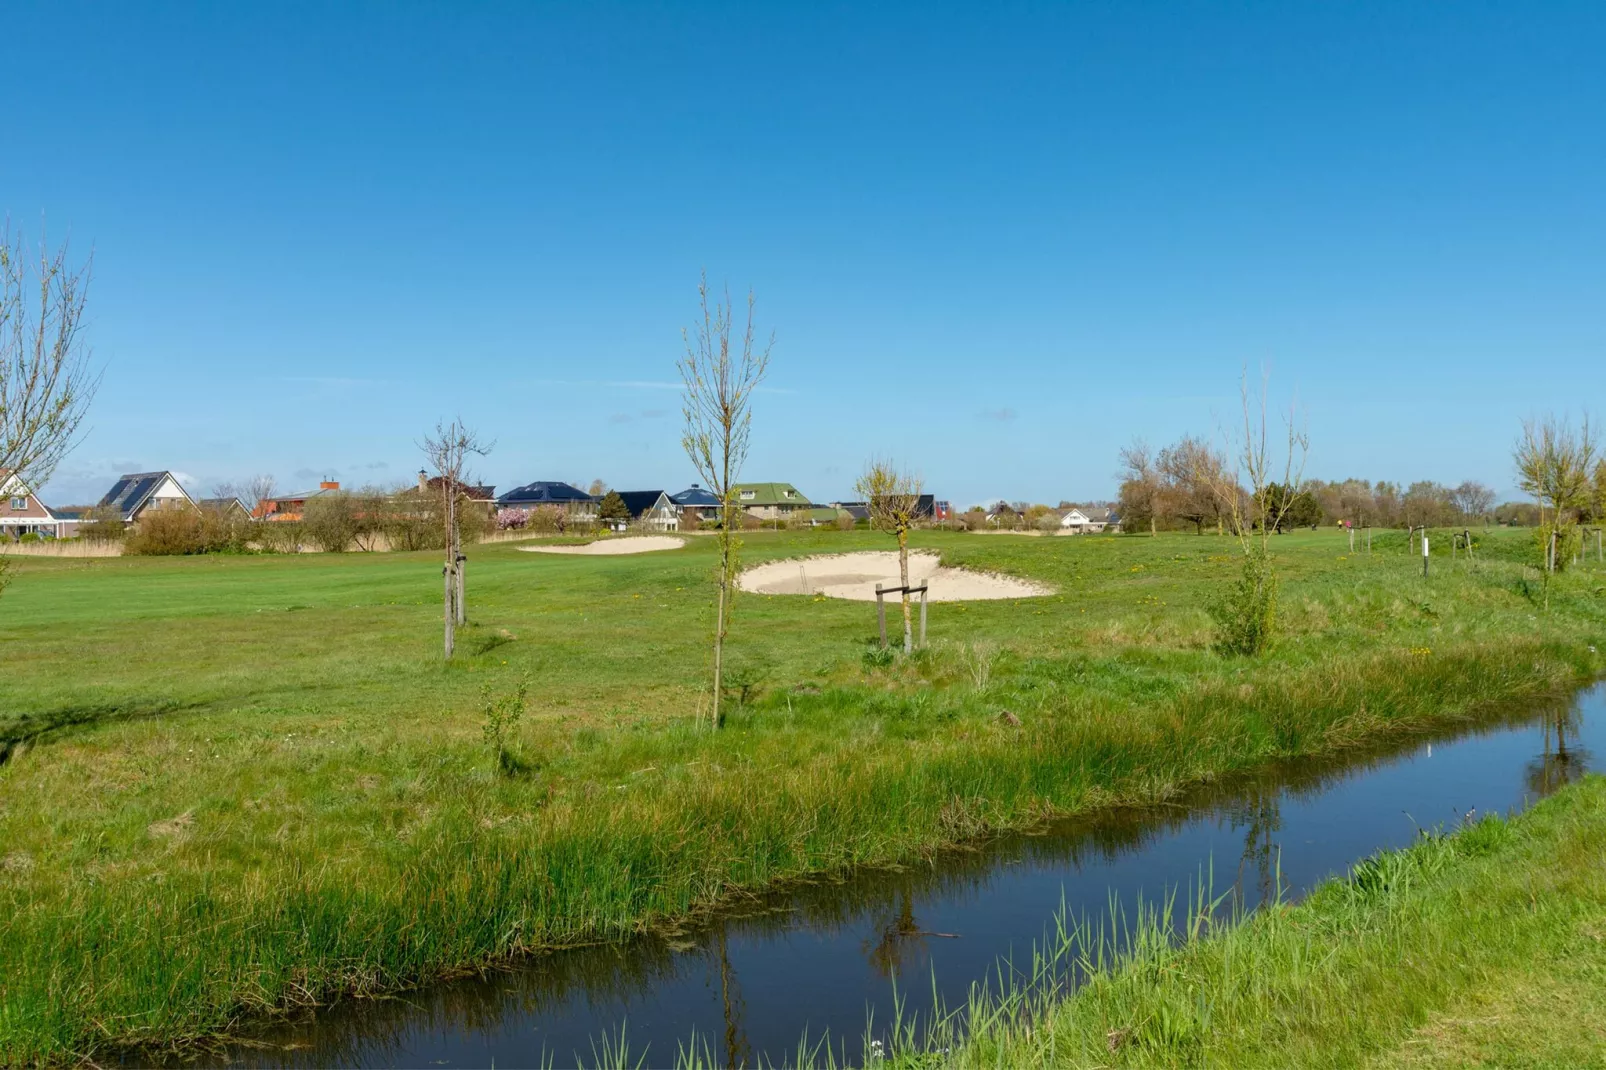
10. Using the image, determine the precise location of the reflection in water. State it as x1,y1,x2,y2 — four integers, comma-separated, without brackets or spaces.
714,930,751,1070
1528,705,1591,798
151,685,1603,1070
1230,782,1282,907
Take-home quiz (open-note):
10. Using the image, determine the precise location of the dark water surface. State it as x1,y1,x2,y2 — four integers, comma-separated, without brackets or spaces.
196,684,1602,1068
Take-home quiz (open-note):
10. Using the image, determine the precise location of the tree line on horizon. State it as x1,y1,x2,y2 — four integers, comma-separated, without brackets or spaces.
1114,433,1606,534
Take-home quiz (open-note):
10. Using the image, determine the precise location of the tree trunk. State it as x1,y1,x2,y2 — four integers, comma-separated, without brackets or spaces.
898,527,912,655
456,554,466,624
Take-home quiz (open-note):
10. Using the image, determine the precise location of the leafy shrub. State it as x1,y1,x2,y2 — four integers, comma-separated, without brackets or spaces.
495,507,528,531
17,532,41,544
301,494,360,552
720,658,769,707
481,674,531,777
81,506,126,543
834,512,856,532
256,521,307,553
1210,547,1277,656
458,503,492,545
525,505,566,535
126,510,208,555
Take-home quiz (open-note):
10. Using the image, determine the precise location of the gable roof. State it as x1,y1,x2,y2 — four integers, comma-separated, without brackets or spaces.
198,497,250,514
614,490,672,518
732,482,810,507
498,480,594,505
97,471,192,522
670,484,720,507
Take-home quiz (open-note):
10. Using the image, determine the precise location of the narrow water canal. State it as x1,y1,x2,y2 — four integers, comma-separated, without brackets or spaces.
205,684,1601,1068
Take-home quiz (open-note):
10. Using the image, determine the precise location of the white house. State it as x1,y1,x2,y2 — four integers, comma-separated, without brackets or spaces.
97,471,196,524
613,490,682,532
1060,506,1114,534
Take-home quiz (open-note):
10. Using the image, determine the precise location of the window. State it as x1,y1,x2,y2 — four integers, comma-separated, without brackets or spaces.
783,490,795,498
10,497,26,511
739,490,755,501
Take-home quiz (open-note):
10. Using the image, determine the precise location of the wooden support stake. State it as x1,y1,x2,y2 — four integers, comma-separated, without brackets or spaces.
443,565,455,658
876,583,887,648
455,554,466,624
918,585,928,649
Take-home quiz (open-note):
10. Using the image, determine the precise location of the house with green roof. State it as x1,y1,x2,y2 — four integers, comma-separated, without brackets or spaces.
732,481,811,522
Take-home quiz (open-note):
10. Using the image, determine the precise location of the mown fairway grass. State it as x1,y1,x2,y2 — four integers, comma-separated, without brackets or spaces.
922,774,1606,1069
1,527,1604,1062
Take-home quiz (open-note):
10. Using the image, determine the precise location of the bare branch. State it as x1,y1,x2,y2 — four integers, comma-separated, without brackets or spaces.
0,222,99,488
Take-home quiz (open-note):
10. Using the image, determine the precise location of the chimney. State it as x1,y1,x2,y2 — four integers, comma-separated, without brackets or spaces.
418,468,429,490
320,480,340,491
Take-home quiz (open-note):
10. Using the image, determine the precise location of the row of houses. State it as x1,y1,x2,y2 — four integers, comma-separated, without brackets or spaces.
0,468,959,538
0,469,206,539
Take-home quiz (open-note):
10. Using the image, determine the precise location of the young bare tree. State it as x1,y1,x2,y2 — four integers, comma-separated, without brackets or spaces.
1116,439,1161,535
214,474,278,519
1205,370,1308,656
678,274,773,728
0,225,97,589
1514,414,1597,599
422,419,492,657
1450,480,1496,527
1158,435,1229,535
855,459,924,654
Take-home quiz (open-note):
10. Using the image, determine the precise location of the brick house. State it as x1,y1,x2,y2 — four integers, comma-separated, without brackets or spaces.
0,470,76,538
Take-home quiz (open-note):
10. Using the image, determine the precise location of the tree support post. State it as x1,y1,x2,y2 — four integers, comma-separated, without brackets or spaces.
875,583,887,648
455,553,466,624
918,584,928,649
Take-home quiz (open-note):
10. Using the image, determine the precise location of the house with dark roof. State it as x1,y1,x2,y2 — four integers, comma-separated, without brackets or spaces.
612,490,680,532
732,481,810,522
97,471,195,524
670,484,720,526
0,470,78,538
831,495,942,523
497,481,598,522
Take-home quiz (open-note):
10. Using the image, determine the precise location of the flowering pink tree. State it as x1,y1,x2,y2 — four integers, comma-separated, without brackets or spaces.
495,507,529,531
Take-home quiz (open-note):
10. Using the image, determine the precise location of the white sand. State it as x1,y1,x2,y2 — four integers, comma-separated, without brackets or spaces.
520,536,686,556
738,551,1051,602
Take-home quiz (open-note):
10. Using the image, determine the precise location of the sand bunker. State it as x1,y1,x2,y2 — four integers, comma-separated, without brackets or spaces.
520,536,685,556
738,551,1050,602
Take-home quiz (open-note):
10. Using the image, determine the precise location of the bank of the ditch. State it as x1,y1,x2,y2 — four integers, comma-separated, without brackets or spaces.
912,773,1606,1069
1,638,1599,1065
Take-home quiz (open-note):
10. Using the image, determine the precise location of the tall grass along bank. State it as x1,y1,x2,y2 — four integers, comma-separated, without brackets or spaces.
908,774,1606,1069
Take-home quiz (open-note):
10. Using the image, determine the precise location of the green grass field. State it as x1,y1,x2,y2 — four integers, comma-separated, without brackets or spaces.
1,526,1603,1062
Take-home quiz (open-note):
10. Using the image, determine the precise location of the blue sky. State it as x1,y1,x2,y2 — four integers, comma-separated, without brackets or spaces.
5,1,1603,507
